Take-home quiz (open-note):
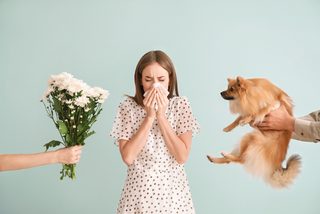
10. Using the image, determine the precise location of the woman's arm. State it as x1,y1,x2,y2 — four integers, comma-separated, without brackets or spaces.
119,87,157,165
157,118,192,164
156,88,192,164
0,145,82,172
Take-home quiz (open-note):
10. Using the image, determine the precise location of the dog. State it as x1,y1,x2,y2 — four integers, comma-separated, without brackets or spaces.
207,76,301,189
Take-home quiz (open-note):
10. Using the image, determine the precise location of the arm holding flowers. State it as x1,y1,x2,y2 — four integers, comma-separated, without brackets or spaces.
0,145,82,172
156,88,192,165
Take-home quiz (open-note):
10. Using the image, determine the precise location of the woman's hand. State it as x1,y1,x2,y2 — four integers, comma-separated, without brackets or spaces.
143,86,157,120
156,87,169,119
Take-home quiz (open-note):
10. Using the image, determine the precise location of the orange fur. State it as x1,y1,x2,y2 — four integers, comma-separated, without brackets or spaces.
207,77,302,189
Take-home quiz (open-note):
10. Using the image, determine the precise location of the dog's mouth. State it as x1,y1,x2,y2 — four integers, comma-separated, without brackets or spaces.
220,91,235,100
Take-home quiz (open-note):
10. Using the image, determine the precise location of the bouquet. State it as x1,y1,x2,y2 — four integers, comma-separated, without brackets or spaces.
40,72,109,180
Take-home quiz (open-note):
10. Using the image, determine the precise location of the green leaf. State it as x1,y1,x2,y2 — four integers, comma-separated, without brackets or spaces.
77,135,83,142
58,121,68,134
66,134,71,143
63,165,69,170
77,124,83,132
85,131,96,140
43,140,62,152
52,96,62,112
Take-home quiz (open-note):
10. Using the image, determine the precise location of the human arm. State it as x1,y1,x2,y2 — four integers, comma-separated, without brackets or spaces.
251,105,320,143
119,87,157,165
0,145,82,172
292,110,320,143
252,104,295,132
156,89,193,164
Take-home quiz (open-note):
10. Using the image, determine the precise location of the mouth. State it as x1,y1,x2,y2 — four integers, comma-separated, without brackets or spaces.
220,91,235,100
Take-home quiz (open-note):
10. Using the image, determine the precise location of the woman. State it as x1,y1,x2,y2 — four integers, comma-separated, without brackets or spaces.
110,50,200,213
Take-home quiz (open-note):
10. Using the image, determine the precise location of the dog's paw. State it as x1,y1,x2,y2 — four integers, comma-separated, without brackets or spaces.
206,154,213,162
221,151,228,159
223,127,232,132
239,120,247,127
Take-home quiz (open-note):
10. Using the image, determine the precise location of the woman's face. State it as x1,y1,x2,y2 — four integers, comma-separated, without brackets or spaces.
141,62,170,92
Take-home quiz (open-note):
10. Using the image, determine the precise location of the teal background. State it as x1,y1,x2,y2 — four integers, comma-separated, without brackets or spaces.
1,1,320,213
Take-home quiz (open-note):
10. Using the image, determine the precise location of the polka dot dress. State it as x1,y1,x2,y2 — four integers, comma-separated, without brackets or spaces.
110,96,201,214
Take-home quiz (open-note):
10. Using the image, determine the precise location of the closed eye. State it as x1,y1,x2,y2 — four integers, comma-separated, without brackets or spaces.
230,87,234,92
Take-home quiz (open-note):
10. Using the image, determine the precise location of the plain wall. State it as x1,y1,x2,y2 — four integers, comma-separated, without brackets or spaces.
1,1,320,213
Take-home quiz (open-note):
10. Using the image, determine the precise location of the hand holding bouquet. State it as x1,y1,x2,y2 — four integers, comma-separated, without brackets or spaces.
40,72,109,180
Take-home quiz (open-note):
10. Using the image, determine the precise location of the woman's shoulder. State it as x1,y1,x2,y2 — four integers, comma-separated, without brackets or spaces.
118,97,137,109
169,96,192,109
169,96,190,104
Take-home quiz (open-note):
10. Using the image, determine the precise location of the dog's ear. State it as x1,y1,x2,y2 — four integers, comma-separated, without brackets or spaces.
227,78,232,82
236,76,245,89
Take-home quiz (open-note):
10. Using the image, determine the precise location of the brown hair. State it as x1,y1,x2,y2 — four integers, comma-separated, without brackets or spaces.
127,50,179,107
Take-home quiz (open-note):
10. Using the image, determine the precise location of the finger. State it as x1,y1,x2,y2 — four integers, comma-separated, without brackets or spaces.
147,90,156,106
256,123,270,129
144,87,156,105
73,155,80,164
74,145,82,150
156,92,160,105
159,87,167,97
158,90,166,106
75,149,83,155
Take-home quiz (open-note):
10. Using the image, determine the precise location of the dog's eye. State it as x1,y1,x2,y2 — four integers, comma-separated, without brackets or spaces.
230,87,234,92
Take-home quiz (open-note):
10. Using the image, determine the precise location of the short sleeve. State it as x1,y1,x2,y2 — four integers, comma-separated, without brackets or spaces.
109,99,134,146
175,96,201,137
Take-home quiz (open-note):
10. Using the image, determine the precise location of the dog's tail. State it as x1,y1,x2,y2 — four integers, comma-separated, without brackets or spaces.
265,154,302,190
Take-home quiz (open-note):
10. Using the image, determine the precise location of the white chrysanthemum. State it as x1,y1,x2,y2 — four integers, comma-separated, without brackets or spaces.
42,87,54,102
89,87,109,100
100,90,110,100
66,99,72,104
57,78,73,91
46,75,57,87
97,99,104,104
85,107,90,112
67,79,84,93
69,105,75,109
88,87,100,98
75,96,89,108
58,72,73,80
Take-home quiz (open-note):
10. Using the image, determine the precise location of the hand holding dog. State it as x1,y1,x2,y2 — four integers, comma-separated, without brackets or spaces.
250,104,296,132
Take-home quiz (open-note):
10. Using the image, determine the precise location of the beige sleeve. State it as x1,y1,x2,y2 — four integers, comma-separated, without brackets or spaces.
292,110,320,143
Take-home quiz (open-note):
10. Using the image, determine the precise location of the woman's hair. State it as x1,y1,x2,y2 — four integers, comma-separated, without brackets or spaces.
127,50,179,106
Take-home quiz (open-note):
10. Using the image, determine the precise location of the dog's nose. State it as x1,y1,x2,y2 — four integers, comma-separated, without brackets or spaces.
220,91,225,97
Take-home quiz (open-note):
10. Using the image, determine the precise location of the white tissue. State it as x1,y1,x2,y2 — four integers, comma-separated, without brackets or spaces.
143,83,169,111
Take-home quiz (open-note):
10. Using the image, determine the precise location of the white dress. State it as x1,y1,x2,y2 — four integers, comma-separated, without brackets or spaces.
110,96,201,214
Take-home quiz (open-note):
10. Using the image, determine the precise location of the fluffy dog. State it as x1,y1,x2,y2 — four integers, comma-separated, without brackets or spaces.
207,76,301,189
